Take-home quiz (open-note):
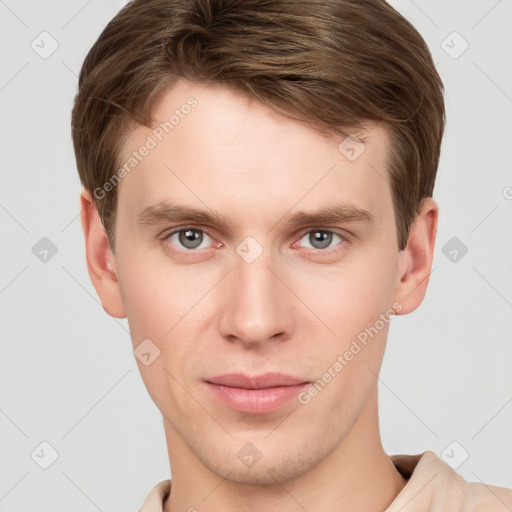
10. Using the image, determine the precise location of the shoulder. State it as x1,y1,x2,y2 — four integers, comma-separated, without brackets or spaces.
387,451,512,512
464,479,512,512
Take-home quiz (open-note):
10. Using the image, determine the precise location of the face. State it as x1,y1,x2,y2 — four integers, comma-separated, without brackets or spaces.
110,80,407,484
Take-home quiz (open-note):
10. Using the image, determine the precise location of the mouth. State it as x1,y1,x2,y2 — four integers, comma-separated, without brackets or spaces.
203,372,310,414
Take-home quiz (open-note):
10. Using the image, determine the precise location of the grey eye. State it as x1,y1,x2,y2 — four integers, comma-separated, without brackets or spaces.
168,229,211,250
299,230,342,250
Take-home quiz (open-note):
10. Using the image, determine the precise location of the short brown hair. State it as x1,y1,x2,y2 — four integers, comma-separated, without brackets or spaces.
71,0,445,252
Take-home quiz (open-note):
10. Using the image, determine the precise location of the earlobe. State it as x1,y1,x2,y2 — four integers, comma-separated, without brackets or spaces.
393,198,439,315
80,189,126,319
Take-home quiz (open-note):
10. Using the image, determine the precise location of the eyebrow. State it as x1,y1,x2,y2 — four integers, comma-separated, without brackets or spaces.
136,200,375,231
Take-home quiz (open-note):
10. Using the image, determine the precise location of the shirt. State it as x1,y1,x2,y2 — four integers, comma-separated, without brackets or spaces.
138,451,512,511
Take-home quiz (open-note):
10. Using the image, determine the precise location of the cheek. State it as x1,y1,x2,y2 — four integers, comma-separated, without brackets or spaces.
292,256,396,337
287,246,398,403
117,247,204,338
117,261,206,411
116,254,217,382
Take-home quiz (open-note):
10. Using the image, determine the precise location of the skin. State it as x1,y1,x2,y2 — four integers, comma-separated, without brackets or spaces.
81,80,438,511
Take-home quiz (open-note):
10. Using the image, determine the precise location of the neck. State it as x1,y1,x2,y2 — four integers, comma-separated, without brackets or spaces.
164,391,407,511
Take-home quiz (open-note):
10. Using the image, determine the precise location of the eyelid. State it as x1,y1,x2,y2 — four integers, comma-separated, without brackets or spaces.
162,225,213,238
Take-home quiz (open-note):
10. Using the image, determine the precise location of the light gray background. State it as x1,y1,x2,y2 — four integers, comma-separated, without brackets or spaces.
1,0,511,511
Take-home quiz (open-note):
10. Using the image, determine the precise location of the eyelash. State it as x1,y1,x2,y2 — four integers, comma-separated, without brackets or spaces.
161,226,348,254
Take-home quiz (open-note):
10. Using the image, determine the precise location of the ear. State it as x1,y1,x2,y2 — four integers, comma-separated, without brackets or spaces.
80,189,126,319
392,197,439,315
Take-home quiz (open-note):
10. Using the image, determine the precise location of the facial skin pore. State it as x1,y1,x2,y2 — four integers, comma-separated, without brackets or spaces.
81,80,438,511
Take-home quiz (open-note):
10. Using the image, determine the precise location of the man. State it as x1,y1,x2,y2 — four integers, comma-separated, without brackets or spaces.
71,0,512,510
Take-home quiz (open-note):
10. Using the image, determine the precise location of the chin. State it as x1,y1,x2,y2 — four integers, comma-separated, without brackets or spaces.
212,455,313,486
197,438,333,487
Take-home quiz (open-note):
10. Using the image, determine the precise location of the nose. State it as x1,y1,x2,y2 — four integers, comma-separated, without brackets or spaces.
217,246,295,349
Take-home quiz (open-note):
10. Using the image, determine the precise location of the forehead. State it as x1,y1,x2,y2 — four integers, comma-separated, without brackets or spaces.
115,80,392,229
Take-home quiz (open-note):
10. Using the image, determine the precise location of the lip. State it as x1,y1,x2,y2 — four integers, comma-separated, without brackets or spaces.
204,372,310,414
